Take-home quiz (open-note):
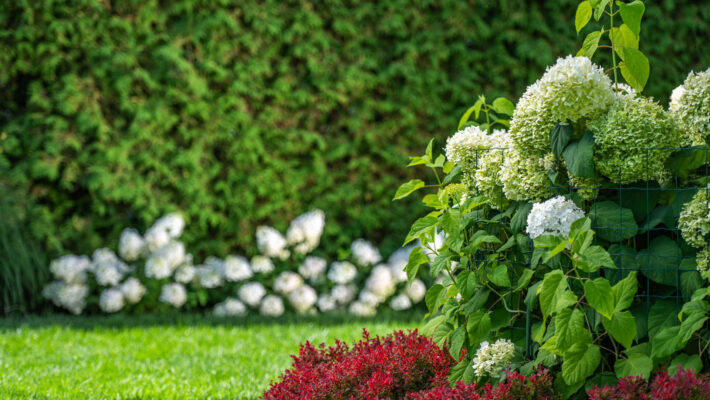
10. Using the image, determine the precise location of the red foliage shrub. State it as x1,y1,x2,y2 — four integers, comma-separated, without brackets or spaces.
588,369,710,400
262,329,454,400
404,367,560,400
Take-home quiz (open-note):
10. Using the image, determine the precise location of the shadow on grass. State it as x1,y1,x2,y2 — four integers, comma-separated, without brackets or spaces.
0,309,424,331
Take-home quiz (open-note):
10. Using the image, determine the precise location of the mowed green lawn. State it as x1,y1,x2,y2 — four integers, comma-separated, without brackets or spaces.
0,312,421,400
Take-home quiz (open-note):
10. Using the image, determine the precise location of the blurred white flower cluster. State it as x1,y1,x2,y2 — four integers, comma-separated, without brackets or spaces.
44,210,428,317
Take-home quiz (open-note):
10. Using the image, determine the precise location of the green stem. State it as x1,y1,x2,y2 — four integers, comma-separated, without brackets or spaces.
609,2,619,85
484,106,491,135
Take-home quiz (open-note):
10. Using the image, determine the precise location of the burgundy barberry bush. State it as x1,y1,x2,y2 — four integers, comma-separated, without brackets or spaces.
588,369,710,400
262,329,454,400
404,367,561,400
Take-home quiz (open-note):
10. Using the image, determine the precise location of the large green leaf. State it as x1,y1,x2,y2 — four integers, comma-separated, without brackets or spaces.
540,270,578,318
562,342,601,386
617,0,645,37
669,353,703,375
648,301,679,338
619,183,660,222
425,284,445,313
405,246,429,284
491,97,514,116
636,236,681,286
651,326,682,360
611,271,637,312
449,325,466,358
432,322,453,347
589,201,638,242
487,264,511,287
551,122,573,158
393,179,425,200
555,307,588,350
584,278,615,319
664,147,710,180
620,47,649,92
602,310,637,349
615,353,652,379
577,30,602,59
575,0,593,33
467,309,492,344
563,130,595,178
430,251,453,277
578,245,616,273
463,288,490,315
404,216,438,245
421,315,444,336
511,202,533,233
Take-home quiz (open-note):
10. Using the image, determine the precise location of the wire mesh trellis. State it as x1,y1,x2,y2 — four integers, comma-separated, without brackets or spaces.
464,146,710,360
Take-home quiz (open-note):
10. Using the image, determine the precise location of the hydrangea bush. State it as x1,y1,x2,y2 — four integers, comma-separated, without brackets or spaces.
43,211,427,317
395,0,710,396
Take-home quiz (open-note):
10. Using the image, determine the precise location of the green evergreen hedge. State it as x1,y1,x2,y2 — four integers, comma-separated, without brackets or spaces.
1,0,709,259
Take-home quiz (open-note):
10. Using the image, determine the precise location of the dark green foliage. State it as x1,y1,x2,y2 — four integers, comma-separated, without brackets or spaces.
1,0,709,260
0,186,47,315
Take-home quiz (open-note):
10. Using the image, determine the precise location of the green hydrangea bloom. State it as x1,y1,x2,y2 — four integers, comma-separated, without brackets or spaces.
509,56,614,156
590,95,682,184
679,189,710,248
500,149,553,202
670,68,710,145
696,247,710,280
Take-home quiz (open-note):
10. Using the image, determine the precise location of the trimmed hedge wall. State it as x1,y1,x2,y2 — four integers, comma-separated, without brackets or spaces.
1,0,709,259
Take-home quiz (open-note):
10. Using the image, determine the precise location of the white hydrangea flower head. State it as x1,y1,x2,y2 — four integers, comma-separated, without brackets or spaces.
99,288,125,313
286,209,326,254
590,94,684,183
298,256,327,282
364,265,396,300
145,256,172,280
508,82,559,156
144,213,185,252
387,246,414,283
118,228,147,261
93,248,130,274
351,239,382,267
288,285,317,313
251,255,275,274
473,130,511,209
145,241,186,279
327,261,358,284
238,282,266,307
273,271,304,295
44,282,89,315
222,255,253,282
500,148,553,202
119,277,146,304
144,227,170,253
472,339,516,378
349,301,376,317
679,190,710,249
260,295,285,317
49,255,92,284
159,283,187,308
256,226,290,260
213,297,248,317
696,247,710,280
331,284,356,305
358,290,381,307
390,294,412,311
526,196,585,239
670,68,710,144
316,294,337,312
174,264,196,284
405,279,427,303
195,263,224,289
94,263,123,287
611,82,636,98
445,125,493,165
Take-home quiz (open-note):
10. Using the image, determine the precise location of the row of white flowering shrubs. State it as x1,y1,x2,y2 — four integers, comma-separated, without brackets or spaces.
43,210,427,317
395,0,710,395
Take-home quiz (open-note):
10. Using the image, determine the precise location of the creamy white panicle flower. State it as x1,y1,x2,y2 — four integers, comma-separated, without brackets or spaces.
669,85,686,113
238,282,266,307
43,282,89,315
526,196,585,239
118,228,147,261
472,339,516,378
349,301,376,317
213,297,248,317
222,255,253,282
358,290,381,307
327,261,358,284
331,284,356,305
119,277,146,304
390,294,412,311
388,246,414,283
260,295,285,317
256,226,290,260
288,285,317,313
174,264,196,284
679,190,710,249
669,68,710,145
159,283,187,308
99,288,124,313
298,256,327,282
364,265,396,300
286,209,326,254
49,255,92,284
351,239,382,267
316,294,337,312
405,279,427,303
195,264,224,289
251,255,275,274
273,271,304,295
